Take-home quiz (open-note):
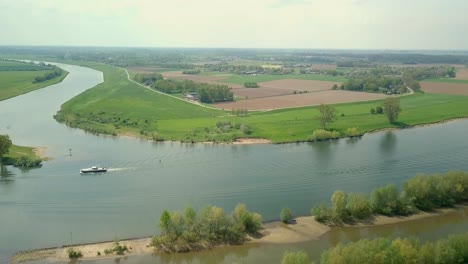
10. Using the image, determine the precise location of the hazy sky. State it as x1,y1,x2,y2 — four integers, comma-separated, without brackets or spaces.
1,0,467,49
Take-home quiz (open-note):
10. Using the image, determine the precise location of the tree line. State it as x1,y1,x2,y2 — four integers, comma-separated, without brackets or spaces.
33,67,64,83
152,204,262,253
311,171,468,224
282,233,468,264
132,73,234,103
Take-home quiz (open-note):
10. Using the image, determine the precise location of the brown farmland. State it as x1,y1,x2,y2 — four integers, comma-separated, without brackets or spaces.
455,68,468,80
259,79,340,92
215,90,387,111
421,82,468,96
233,79,341,99
161,71,244,88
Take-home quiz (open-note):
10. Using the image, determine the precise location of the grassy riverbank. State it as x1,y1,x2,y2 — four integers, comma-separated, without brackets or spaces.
2,145,44,166
0,60,69,101
42,61,468,143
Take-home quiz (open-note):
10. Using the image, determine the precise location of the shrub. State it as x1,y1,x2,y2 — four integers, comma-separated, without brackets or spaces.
67,248,82,259
370,108,376,114
346,127,362,137
244,82,259,88
376,106,384,114
311,204,332,223
280,208,293,224
282,251,310,264
240,124,251,134
308,129,341,142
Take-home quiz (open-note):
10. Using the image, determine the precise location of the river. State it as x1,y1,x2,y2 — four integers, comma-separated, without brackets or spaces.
1,64,467,263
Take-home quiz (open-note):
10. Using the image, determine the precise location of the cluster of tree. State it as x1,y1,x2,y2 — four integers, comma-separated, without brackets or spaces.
282,233,468,264
15,156,42,168
341,76,407,94
33,68,63,83
402,65,456,80
152,204,262,252
311,171,468,224
152,79,197,94
300,68,346,77
138,78,233,103
0,134,12,161
182,69,201,74
198,85,233,103
132,72,163,86
243,82,259,88
205,64,294,75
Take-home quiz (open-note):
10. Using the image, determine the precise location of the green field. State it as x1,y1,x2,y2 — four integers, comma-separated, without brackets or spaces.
0,60,45,71
219,73,346,84
0,60,69,101
53,62,468,143
2,144,42,166
54,63,221,136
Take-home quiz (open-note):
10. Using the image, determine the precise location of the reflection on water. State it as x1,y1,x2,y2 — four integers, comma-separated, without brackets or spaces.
309,140,339,170
0,165,13,182
379,131,397,156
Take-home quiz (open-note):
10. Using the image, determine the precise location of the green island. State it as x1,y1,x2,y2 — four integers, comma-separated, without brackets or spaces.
0,135,43,168
0,60,68,101
52,61,468,144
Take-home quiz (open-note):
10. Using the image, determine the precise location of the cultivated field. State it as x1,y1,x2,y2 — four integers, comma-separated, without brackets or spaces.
421,82,468,96
259,79,339,92
232,79,341,99
162,71,245,88
456,68,468,80
215,90,387,110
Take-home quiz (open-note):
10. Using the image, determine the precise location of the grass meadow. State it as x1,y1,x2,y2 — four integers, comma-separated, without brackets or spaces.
53,62,468,143
0,60,69,101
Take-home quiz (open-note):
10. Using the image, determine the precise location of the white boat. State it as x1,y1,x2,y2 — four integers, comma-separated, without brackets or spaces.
80,166,107,174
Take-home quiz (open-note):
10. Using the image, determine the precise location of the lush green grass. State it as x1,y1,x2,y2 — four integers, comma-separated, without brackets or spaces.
0,60,44,71
423,78,468,84
219,73,346,84
0,68,68,101
2,145,41,165
53,62,468,143
55,63,222,136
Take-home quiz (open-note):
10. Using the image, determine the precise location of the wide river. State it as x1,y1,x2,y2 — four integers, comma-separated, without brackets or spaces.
0,64,467,263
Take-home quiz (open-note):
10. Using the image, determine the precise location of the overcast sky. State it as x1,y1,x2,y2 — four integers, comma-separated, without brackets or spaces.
1,0,467,49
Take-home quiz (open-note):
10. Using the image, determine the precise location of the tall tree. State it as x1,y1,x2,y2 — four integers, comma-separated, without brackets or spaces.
317,104,337,130
382,97,402,123
0,135,12,160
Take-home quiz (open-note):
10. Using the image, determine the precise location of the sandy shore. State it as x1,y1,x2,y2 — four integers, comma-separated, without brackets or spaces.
233,138,272,145
11,206,465,263
32,146,49,160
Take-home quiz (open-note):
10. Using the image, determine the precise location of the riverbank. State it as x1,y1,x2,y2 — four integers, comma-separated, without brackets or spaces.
11,206,466,263
2,144,45,166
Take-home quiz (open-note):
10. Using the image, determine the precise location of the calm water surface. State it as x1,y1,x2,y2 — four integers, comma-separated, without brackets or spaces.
1,64,467,263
